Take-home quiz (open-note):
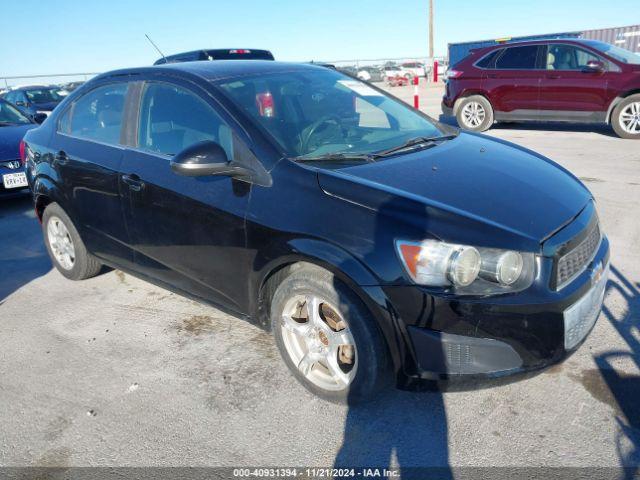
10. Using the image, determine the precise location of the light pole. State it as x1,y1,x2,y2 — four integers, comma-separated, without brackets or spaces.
429,0,434,60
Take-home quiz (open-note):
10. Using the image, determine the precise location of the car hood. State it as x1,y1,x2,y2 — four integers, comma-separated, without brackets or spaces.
0,124,36,160
316,133,591,250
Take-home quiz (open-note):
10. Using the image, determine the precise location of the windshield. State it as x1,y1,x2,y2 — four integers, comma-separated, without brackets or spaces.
24,88,63,103
585,40,640,65
216,68,445,158
0,100,31,125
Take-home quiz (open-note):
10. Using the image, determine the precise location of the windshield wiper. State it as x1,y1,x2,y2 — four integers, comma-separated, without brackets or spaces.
292,152,377,163
375,134,458,157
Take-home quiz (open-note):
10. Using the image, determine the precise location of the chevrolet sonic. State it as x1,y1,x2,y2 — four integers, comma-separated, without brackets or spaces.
23,61,610,403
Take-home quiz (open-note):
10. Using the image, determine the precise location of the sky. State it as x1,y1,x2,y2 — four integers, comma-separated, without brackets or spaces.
1,0,639,84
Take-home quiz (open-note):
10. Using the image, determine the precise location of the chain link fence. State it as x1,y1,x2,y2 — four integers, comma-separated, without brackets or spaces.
0,73,100,94
317,56,449,83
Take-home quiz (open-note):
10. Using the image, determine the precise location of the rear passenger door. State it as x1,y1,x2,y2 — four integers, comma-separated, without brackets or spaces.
485,45,543,113
120,80,252,313
52,82,134,267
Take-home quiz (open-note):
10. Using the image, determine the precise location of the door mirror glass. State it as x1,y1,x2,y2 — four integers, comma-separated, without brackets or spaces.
171,140,237,177
585,60,605,72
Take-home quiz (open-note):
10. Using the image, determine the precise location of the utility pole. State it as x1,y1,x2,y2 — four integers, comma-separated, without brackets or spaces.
428,0,434,60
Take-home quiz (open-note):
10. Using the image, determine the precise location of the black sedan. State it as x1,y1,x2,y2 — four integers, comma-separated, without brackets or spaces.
23,61,609,403
0,99,38,197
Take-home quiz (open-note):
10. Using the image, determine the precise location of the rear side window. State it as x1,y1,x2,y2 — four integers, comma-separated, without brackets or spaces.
138,82,234,158
495,46,540,70
476,49,502,69
60,83,127,145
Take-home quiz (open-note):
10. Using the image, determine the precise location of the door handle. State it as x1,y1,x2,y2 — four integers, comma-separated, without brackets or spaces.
547,75,562,80
55,150,69,165
122,173,145,192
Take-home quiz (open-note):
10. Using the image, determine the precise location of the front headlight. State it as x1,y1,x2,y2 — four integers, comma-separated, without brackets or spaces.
396,239,536,295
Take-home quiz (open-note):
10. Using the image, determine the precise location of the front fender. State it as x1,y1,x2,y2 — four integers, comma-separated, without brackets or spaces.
250,237,411,380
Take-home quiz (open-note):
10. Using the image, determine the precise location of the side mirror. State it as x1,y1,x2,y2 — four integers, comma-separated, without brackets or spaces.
32,113,47,124
584,60,605,73
170,140,251,178
15,101,26,107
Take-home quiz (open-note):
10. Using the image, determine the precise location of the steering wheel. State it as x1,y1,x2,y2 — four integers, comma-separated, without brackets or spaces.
299,115,343,154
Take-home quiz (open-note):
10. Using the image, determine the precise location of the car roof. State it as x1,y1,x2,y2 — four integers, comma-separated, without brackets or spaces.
479,38,600,52
97,60,329,83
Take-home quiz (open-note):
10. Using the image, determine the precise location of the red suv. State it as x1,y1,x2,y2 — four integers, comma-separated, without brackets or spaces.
442,39,640,139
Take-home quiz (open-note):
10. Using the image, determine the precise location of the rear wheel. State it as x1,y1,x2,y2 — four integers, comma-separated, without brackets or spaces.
612,94,640,139
455,95,494,132
270,264,391,404
42,203,102,280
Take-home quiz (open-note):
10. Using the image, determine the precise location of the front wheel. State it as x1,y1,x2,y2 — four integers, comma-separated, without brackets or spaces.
455,95,494,132
270,264,391,404
611,94,640,139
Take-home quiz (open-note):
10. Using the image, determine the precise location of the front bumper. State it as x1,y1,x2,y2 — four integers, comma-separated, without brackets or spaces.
375,232,610,384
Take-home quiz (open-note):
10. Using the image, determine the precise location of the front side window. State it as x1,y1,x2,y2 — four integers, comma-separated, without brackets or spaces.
216,69,444,158
495,46,540,70
138,83,234,158
546,44,600,70
62,83,127,145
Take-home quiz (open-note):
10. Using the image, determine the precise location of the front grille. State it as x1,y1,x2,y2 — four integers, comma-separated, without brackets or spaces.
556,222,601,289
0,159,22,170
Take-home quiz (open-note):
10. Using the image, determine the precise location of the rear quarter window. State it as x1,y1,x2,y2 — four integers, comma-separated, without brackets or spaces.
475,49,502,69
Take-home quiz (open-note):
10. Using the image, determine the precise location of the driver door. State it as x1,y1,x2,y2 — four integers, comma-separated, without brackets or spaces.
120,80,252,313
539,43,611,114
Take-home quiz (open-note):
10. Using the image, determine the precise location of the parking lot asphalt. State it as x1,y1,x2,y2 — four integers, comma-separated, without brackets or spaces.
1,83,639,471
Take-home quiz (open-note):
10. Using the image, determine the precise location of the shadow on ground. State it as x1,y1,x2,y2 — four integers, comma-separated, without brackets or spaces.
597,265,640,478
0,195,51,301
438,114,617,138
334,390,449,478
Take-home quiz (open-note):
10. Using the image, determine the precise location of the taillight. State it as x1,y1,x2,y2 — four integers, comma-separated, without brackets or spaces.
19,140,26,166
446,70,463,79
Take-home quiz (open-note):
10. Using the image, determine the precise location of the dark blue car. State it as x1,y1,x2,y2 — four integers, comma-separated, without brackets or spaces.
2,85,64,118
23,61,609,403
0,98,37,197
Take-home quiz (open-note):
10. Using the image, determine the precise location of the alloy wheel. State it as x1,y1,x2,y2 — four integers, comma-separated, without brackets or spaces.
461,101,486,128
47,216,76,270
280,294,357,391
619,102,640,135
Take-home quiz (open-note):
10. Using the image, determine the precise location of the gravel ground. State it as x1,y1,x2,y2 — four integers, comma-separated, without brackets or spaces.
0,83,639,473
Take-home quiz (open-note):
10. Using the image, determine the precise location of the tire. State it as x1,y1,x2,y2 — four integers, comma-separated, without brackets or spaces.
270,264,391,404
455,95,494,132
42,203,102,280
611,94,640,139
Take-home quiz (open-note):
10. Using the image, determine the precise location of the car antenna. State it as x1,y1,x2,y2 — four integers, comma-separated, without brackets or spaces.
145,34,167,63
